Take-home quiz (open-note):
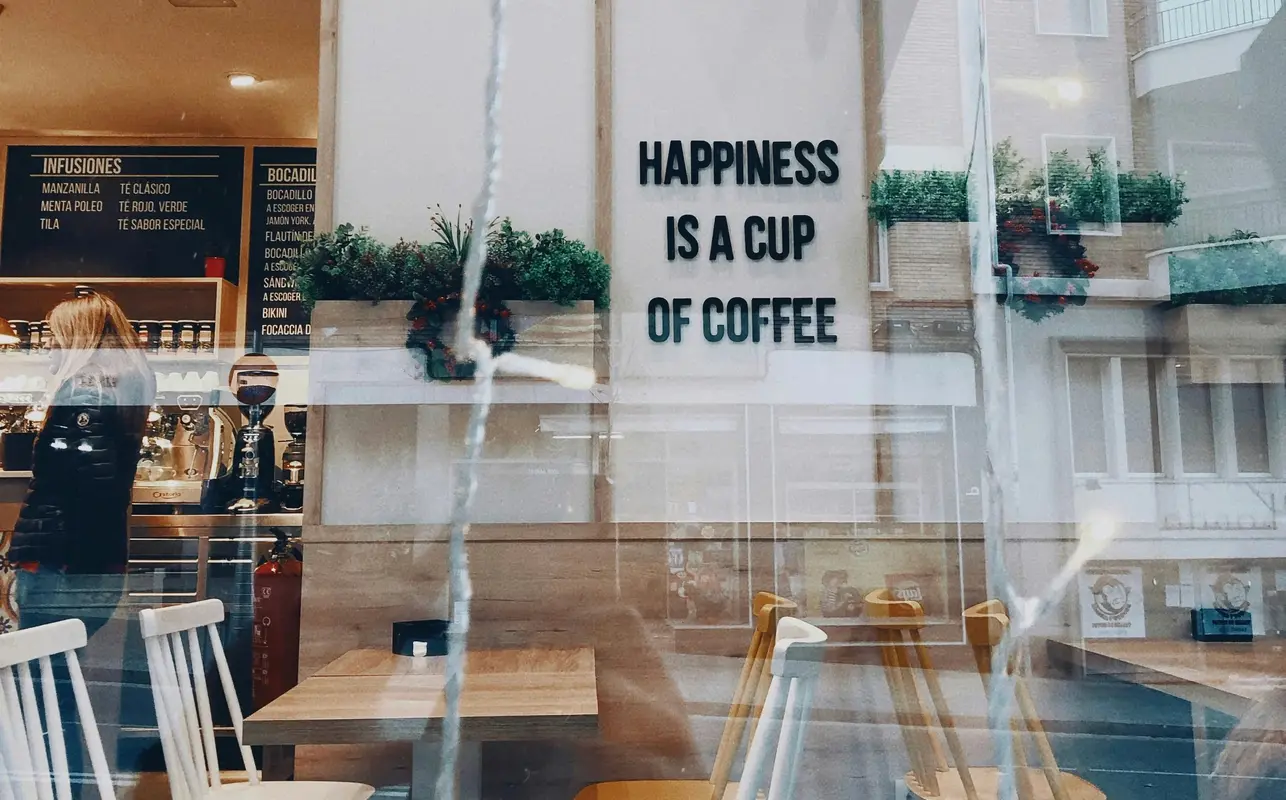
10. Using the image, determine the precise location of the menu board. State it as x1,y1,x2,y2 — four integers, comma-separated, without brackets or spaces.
245,147,316,354
0,145,244,281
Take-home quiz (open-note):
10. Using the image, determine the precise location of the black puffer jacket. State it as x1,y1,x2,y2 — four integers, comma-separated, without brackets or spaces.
11,364,152,573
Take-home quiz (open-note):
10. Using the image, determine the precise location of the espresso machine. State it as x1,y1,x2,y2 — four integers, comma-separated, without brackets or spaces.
133,391,236,509
277,405,307,513
227,353,279,514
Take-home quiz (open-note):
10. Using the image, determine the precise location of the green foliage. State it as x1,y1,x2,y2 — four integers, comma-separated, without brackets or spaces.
482,218,534,300
516,229,611,309
289,210,609,311
1118,171,1188,225
429,204,498,268
868,169,970,225
1168,230,1286,306
869,138,1187,227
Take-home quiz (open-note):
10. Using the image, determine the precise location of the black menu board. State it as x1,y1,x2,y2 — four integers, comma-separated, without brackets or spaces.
0,145,244,282
245,147,316,355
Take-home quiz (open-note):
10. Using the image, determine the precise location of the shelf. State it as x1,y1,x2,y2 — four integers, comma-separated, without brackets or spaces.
0,278,240,355
0,277,230,288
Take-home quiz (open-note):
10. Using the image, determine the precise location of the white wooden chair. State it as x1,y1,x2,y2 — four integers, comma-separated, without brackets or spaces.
733,617,828,800
0,618,117,800
139,599,374,800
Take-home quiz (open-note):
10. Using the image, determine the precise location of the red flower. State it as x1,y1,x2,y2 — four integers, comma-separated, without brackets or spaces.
1025,292,1040,302
499,309,511,319
412,318,427,330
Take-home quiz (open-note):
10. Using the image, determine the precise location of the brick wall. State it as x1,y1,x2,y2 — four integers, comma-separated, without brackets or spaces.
882,222,971,302
1082,223,1164,279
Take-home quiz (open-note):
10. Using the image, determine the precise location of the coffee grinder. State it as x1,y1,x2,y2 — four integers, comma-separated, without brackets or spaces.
227,353,279,514
278,405,308,512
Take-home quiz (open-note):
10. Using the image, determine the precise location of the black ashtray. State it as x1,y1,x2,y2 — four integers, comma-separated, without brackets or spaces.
392,619,449,656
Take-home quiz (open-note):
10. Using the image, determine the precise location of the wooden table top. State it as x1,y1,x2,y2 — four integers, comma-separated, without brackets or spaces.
1047,638,1286,716
243,647,600,745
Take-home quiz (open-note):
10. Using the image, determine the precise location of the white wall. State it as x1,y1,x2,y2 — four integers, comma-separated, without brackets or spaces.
611,0,869,381
333,0,595,242
607,0,871,522
329,1,597,524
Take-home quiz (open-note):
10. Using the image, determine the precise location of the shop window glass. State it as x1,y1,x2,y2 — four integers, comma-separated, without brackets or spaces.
1177,361,1218,474
1068,357,1108,474
1121,358,1162,475
1230,360,1272,474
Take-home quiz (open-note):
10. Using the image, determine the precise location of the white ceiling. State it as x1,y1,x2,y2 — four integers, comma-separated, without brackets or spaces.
0,0,319,139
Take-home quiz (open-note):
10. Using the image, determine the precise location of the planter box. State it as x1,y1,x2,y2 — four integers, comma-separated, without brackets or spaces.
883,222,970,303
1081,223,1164,280
1164,303,1286,356
309,299,599,394
504,300,597,373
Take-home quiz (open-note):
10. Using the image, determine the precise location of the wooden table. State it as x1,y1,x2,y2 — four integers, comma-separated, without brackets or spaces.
244,647,599,799
1046,638,1286,716
1048,638,1286,800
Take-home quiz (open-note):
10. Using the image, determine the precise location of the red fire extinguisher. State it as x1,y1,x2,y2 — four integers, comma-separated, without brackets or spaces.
252,528,303,710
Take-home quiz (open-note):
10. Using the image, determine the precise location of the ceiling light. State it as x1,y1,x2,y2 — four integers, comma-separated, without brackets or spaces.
228,73,259,88
1056,80,1084,103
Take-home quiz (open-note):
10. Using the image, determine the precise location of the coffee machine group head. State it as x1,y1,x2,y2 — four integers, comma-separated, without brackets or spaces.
278,405,308,512
227,353,279,514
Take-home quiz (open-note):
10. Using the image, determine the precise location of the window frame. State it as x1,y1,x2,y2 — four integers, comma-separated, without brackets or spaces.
1041,133,1122,237
1064,352,1286,481
1034,0,1110,37
869,220,891,291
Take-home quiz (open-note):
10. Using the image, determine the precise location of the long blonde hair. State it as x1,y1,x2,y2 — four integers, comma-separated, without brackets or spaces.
45,291,153,410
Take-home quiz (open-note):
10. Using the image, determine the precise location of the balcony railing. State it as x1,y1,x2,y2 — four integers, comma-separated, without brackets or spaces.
1166,196,1286,248
1130,0,1282,52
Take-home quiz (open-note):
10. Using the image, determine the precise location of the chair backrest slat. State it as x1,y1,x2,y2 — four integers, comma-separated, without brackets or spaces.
207,624,258,777
186,628,222,790
62,652,114,800
156,631,203,796
0,619,113,800
0,666,39,800
708,592,796,800
167,632,210,791
0,738,15,800
36,658,70,800
735,617,827,800
139,600,261,798
143,634,191,800
15,663,53,800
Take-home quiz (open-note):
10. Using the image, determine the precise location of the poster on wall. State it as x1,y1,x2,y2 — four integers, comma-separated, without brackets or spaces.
1198,564,1265,636
0,145,244,281
666,523,748,627
245,147,316,355
774,533,953,625
1078,566,1147,639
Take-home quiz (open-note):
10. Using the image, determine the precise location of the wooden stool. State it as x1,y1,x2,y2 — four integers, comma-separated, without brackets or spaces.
866,590,1105,800
573,592,798,800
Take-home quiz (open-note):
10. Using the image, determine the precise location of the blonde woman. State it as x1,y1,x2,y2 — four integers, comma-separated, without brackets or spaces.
9,289,154,796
